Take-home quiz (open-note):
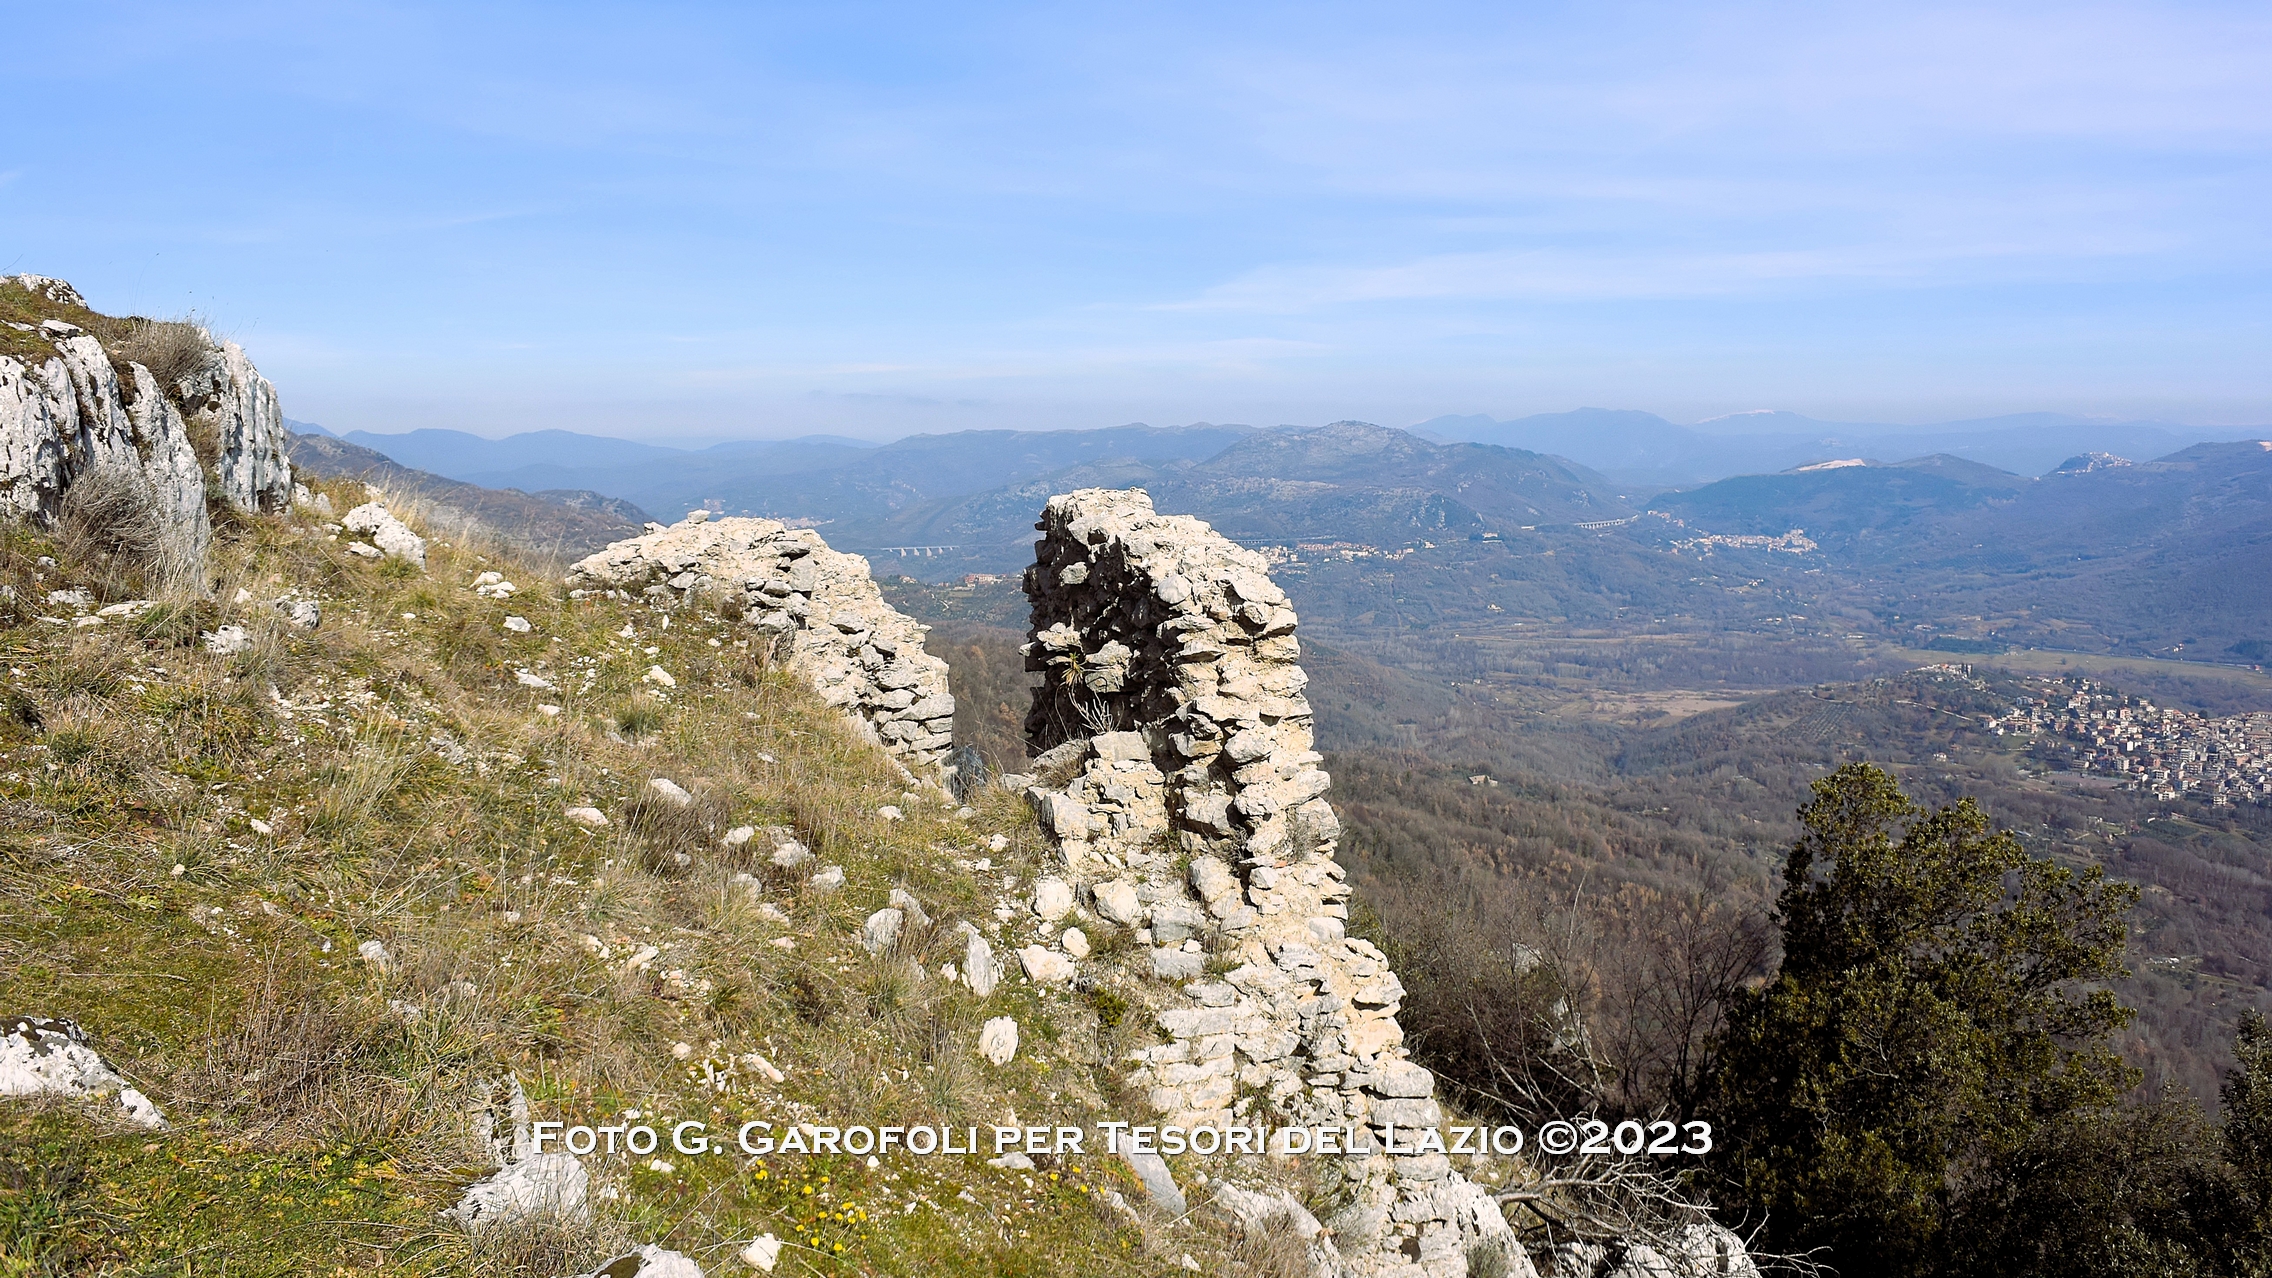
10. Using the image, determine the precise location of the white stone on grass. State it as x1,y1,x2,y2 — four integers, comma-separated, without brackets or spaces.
0,1016,166,1129
740,1234,783,1271
573,1244,703,1278
978,1016,1019,1065
271,597,321,629
564,806,609,828
342,502,426,567
862,908,904,954
1031,877,1073,921
963,929,1000,997
444,1152,589,1231
1017,945,1076,984
888,888,932,929
647,777,694,807
1120,1146,1187,1215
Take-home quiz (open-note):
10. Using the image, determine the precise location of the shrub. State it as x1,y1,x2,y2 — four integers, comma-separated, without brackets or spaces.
56,465,201,598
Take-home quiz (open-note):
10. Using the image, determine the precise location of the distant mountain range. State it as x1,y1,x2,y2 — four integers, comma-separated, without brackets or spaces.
323,413,2272,661
859,421,1626,564
283,431,651,565
1413,408,2270,486
330,423,1255,528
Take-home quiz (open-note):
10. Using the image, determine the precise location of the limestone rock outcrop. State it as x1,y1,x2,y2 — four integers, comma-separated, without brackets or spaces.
577,1246,705,1278
1016,488,1523,1277
0,274,293,575
566,513,955,773
178,336,292,515
0,323,209,564
445,1075,590,1232
0,1014,167,1129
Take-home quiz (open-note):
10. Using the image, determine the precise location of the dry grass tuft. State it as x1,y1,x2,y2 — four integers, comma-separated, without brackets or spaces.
451,1212,636,1278
621,787,726,875
173,960,398,1146
55,464,202,598
1224,1205,1320,1278
106,316,214,391
307,731,421,844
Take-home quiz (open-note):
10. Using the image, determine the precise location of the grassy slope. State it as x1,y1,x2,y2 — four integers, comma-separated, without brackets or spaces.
0,483,1204,1276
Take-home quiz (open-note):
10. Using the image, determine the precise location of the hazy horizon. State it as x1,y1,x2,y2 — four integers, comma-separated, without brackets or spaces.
301,407,2271,454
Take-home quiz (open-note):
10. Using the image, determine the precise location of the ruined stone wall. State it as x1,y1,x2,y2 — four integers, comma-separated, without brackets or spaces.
567,514,956,774
1019,488,1518,1278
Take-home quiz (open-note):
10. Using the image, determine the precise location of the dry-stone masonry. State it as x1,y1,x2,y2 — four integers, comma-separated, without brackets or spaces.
1019,488,1519,1278
566,513,955,774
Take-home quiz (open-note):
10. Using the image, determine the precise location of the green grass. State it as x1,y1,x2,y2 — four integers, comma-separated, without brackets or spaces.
0,485,1238,1276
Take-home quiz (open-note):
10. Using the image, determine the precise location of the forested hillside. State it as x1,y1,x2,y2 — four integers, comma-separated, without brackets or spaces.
895,575,2272,1112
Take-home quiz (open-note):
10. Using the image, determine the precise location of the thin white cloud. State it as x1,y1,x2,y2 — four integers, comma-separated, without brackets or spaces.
1161,229,2186,313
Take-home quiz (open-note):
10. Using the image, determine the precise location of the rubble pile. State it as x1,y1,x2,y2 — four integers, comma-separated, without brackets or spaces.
567,513,955,773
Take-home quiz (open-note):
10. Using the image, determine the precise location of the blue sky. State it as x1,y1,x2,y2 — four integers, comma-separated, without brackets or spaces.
5,1,2267,441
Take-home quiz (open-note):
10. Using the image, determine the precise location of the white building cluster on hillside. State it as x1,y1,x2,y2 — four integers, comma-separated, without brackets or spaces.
1986,677,2272,806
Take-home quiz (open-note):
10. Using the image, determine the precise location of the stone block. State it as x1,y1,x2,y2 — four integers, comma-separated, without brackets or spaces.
1369,1060,1435,1098
1093,731,1149,760
1092,879,1143,926
1189,857,1238,904
1150,903,1205,944
1151,947,1206,979
1371,1098,1443,1129
1157,1007,1241,1039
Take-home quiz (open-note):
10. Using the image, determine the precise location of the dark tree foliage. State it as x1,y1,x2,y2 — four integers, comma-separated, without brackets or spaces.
1938,1095,2249,1278
2224,1012,2272,1244
1713,762,2141,1274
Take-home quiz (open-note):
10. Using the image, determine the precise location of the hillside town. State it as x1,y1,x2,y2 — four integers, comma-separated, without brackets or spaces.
1986,676,2272,806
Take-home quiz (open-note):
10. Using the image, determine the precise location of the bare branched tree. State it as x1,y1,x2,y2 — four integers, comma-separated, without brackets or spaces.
1369,870,1795,1271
